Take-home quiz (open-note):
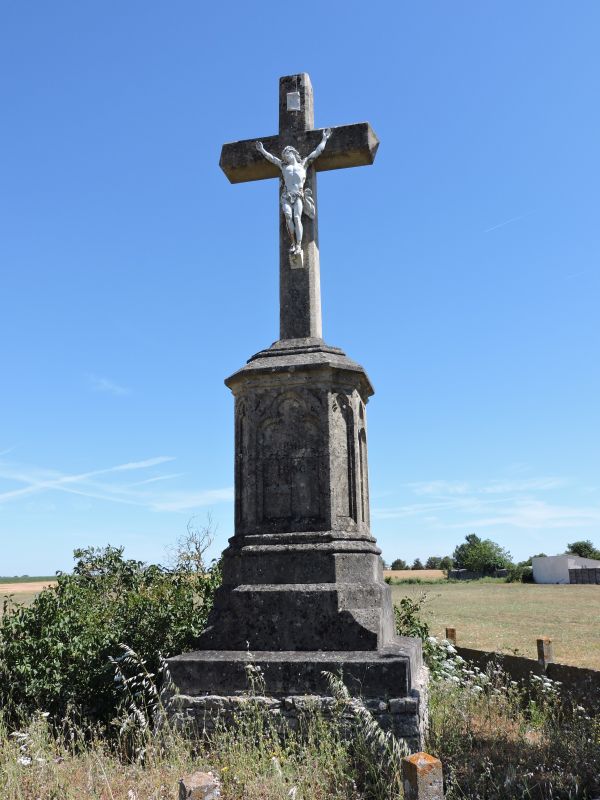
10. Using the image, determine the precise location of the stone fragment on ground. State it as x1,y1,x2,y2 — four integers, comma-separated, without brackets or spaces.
179,771,221,800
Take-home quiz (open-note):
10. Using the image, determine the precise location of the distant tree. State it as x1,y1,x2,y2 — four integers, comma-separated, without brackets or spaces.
381,559,390,569
519,553,547,568
439,555,454,571
452,533,512,574
566,540,600,560
425,556,442,569
390,558,408,571
412,558,424,570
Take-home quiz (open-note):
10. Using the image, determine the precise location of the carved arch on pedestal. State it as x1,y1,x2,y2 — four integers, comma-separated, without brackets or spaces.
256,390,325,529
332,393,358,524
234,400,247,529
358,426,369,525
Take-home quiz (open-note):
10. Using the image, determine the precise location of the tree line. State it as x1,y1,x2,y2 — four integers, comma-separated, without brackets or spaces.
387,535,600,575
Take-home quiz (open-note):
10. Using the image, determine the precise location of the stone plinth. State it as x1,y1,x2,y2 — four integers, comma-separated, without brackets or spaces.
195,338,394,652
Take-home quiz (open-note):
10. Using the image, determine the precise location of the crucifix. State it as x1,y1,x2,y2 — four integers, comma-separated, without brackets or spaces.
219,73,379,341
169,74,425,742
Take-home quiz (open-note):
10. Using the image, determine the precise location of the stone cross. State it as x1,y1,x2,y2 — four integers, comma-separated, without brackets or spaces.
219,73,379,341
169,76,426,753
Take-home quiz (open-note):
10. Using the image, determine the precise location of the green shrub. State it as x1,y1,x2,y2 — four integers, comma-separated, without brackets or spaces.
0,545,221,728
504,563,534,583
393,594,430,640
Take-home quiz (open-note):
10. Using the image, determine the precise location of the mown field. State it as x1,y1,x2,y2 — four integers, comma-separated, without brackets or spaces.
391,581,600,670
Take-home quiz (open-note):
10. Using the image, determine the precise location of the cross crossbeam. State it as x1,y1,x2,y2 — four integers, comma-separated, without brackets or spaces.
219,73,379,341
220,123,379,184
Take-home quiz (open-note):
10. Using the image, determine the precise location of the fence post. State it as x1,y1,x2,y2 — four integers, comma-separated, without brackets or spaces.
536,637,554,669
445,627,456,645
401,752,444,799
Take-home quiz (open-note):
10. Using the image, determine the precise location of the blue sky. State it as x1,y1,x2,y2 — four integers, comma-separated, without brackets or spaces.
1,2,599,574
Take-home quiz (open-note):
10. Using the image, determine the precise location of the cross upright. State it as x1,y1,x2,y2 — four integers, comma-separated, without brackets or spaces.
219,73,379,341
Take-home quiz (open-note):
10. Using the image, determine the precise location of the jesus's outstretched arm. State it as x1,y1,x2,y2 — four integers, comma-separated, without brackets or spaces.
255,141,282,168
304,128,332,167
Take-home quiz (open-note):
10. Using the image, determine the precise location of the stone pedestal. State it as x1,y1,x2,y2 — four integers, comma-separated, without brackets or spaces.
168,338,425,748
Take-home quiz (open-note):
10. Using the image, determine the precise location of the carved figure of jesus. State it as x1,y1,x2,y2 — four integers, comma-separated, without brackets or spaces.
256,128,332,256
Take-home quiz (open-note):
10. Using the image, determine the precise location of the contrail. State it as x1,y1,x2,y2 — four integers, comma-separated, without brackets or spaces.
484,211,533,234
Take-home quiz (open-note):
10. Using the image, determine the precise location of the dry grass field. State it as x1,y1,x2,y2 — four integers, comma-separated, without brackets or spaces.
0,580,57,612
383,569,445,581
392,581,600,670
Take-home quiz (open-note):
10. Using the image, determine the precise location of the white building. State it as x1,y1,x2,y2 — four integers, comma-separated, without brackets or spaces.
532,554,600,584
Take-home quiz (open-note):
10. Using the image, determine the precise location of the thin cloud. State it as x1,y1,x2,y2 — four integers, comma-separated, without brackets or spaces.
404,477,566,497
447,500,600,530
151,488,234,512
564,269,591,279
0,457,174,504
87,374,131,396
127,473,185,487
111,457,175,472
478,477,568,494
373,475,599,533
406,480,470,496
0,456,232,514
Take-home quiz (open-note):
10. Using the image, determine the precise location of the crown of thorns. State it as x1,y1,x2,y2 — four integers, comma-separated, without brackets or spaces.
281,145,301,159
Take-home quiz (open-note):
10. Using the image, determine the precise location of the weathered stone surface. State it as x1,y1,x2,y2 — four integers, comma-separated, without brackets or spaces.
179,771,220,800
220,74,379,341
390,697,419,714
220,123,379,184
167,667,428,751
186,337,399,654
169,645,420,697
402,752,444,800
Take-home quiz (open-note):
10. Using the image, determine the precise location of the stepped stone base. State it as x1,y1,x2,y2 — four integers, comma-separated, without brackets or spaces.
167,653,427,751
167,643,426,750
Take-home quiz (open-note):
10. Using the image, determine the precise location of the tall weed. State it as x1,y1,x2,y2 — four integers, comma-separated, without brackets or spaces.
426,637,600,798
